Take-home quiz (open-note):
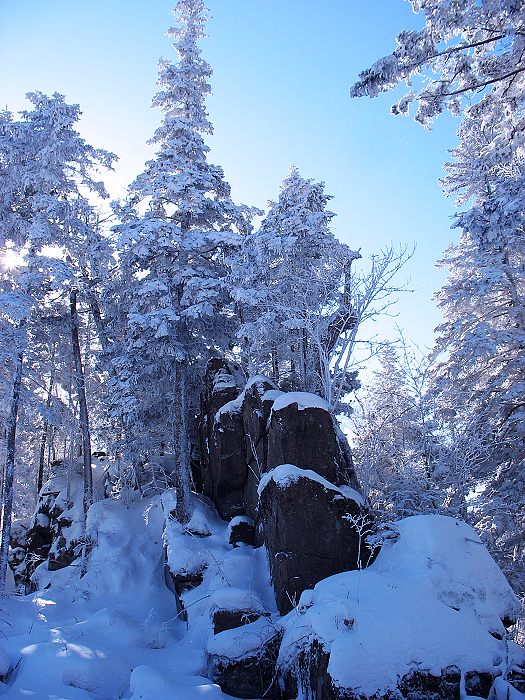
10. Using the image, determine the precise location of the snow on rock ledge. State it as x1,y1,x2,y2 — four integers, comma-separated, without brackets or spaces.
270,391,330,413
279,514,525,698
258,463,364,506
266,391,360,488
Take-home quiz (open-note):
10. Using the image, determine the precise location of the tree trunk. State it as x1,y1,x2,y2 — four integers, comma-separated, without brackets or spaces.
271,345,280,385
173,359,192,524
37,347,56,495
70,288,93,518
0,345,24,591
299,329,307,389
84,282,111,355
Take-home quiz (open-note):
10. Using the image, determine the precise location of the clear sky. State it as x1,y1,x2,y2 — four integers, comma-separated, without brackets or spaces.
0,0,460,353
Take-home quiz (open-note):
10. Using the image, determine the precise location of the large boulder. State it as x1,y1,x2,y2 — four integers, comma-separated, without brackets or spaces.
266,393,360,488
241,377,280,522
207,616,283,699
199,359,246,519
258,465,371,614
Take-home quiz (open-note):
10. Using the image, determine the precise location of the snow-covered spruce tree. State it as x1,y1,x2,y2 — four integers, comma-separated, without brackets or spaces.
113,0,250,522
431,110,525,593
350,0,524,127
352,343,441,520
351,0,525,597
0,94,115,588
232,166,361,402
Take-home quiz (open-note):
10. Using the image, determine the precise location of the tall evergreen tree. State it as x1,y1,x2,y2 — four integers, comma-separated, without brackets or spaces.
233,166,360,399
113,0,249,522
351,0,525,598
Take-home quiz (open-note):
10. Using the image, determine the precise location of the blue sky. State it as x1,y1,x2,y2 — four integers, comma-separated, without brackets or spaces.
1,0,460,353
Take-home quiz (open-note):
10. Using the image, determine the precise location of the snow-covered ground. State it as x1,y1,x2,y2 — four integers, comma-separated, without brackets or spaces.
2,495,524,699
0,494,243,699
280,514,525,698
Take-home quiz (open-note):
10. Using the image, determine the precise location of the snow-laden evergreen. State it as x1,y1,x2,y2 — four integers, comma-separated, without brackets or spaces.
111,0,252,521
431,106,525,593
351,0,525,636
0,92,115,589
232,166,364,408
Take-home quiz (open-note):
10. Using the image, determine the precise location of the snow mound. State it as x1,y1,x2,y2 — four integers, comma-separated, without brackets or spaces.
257,463,364,505
280,514,525,697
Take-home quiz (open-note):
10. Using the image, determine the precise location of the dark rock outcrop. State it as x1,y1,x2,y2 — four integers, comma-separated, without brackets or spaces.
212,608,266,635
266,394,360,489
282,654,497,700
196,365,370,620
258,466,371,614
228,516,256,548
199,359,247,519
241,378,279,521
209,404,247,520
283,661,464,700
207,617,283,699
198,369,363,525
281,639,335,700
396,666,462,700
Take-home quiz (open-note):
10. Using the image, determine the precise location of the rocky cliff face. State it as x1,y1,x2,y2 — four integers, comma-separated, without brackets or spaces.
196,359,370,615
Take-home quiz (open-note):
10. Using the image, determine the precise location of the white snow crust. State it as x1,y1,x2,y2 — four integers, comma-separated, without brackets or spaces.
257,463,364,505
280,514,525,696
214,375,280,423
271,391,329,413
206,616,279,660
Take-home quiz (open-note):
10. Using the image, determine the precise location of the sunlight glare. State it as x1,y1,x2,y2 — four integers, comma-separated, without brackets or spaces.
1,246,25,271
